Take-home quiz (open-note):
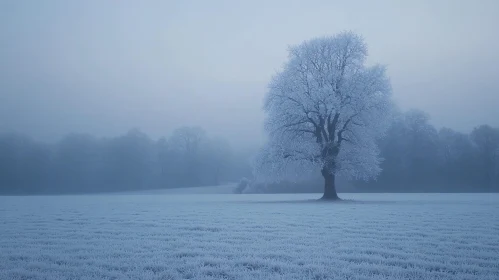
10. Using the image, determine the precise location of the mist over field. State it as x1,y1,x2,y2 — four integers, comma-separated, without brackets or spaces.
1,112,498,195
1,1,498,195
1,1,499,280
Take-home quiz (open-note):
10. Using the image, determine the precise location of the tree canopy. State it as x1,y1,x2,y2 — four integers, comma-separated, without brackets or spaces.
255,32,394,199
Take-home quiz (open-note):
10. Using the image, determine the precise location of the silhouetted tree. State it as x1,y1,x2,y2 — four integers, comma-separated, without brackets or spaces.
471,125,499,191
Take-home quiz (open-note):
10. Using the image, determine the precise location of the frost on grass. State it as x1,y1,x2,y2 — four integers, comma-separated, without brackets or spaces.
0,193,498,280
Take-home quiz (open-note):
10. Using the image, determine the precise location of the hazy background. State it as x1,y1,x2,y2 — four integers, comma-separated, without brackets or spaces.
1,0,499,149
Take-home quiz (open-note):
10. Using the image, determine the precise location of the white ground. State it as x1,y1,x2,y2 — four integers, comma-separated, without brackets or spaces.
1,192,498,280
116,183,237,195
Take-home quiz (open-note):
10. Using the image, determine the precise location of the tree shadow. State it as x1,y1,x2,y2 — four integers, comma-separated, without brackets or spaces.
244,198,397,205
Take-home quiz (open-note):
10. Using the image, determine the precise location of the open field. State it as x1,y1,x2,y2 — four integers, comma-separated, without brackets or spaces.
1,193,498,279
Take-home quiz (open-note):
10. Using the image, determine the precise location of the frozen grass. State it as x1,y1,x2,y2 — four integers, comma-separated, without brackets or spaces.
1,193,498,280
116,183,237,195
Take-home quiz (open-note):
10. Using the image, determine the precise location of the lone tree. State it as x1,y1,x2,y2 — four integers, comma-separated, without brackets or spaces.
255,32,394,200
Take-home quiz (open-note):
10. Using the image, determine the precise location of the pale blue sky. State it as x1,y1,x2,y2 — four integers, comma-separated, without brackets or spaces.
1,0,498,147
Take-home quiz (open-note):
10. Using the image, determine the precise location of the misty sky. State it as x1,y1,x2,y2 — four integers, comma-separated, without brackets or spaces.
1,0,498,148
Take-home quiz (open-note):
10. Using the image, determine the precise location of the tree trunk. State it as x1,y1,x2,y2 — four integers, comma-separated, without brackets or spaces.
321,169,339,200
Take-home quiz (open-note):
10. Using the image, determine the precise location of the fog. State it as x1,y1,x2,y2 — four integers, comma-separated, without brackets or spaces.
1,0,499,195
1,0,499,149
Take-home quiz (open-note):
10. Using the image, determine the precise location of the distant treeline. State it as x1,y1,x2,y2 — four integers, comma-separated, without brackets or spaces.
0,127,252,194
243,110,499,194
368,110,499,192
1,110,498,194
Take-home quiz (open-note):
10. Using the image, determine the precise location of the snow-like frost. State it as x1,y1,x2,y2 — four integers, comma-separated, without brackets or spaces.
1,193,498,280
255,32,394,183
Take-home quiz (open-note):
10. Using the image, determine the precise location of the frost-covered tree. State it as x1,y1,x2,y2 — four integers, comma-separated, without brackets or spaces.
255,32,394,200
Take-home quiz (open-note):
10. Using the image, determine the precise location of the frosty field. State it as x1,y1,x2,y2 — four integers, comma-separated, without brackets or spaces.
1,193,498,280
